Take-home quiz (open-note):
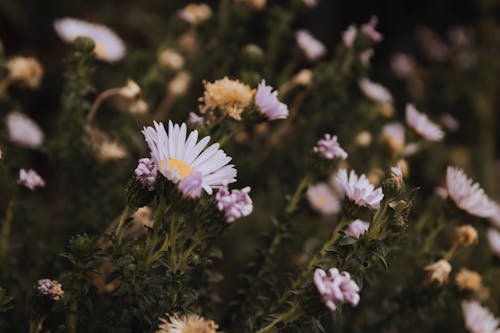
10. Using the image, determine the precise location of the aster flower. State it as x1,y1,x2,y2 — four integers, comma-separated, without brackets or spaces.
178,172,203,199
461,301,500,333
5,57,43,89
37,279,64,301
254,80,289,120
17,169,45,190
188,112,204,127
360,16,383,43
54,17,125,63
216,185,253,223
445,166,497,218
336,169,384,209
346,220,370,238
6,111,44,149
313,268,360,311
313,134,348,160
158,49,184,71
177,4,212,25
381,122,405,153
142,121,236,195
134,158,158,191
405,104,444,141
157,313,219,333
201,77,255,120
295,30,326,61
487,228,500,258
359,78,393,104
306,183,341,215
342,25,357,47
425,259,451,285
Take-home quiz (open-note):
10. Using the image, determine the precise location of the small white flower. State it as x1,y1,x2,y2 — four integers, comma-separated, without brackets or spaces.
296,30,326,61
18,169,45,190
359,78,393,104
6,111,44,149
461,301,500,333
336,169,384,209
177,3,212,25
405,104,444,141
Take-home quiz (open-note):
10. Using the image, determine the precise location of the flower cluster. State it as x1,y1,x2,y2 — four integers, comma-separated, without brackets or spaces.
313,268,360,311
313,134,348,160
216,185,253,223
37,279,64,301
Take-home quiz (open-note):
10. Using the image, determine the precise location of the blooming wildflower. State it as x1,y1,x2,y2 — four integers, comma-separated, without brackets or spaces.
461,301,500,333
381,122,405,153
254,80,289,120
177,4,212,25
313,134,348,160
158,49,184,71
441,113,460,131
313,268,360,311
54,17,125,63
402,142,421,157
405,104,444,141
37,279,64,301
336,169,384,209
95,140,128,161
359,78,393,104
135,158,157,191
487,228,500,258
354,131,372,147
361,16,383,43
237,0,266,10
455,225,478,247
302,0,319,8
6,111,44,149
291,69,313,86
360,49,374,65
346,220,370,238
17,169,45,190
178,172,203,199
445,166,497,218
168,71,191,97
424,259,451,285
157,313,219,333
342,25,357,47
295,30,326,61
391,53,416,79
188,112,204,127
201,77,255,120
216,185,253,223
143,121,236,195
391,166,403,184
306,183,340,215
455,268,482,292
6,57,43,89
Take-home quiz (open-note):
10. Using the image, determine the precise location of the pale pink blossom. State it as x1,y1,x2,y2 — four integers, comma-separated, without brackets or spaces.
405,104,444,141
461,300,500,333
6,111,44,149
314,268,360,311
487,228,500,258
306,183,340,215
216,185,253,223
18,169,45,190
346,219,369,238
336,169,384,209
255,80,289,120
178,172,203,199
313,134,347,160
342,25,357,47
134,158,157,191
296,30,326,61
361,16,383,43
359,78,393,104
391,53,416,79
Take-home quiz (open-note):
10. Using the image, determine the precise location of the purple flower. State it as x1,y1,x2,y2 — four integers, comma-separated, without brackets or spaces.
361,16,383,43
306,183,341,215
405,104,444,141
296,30,326,61
134,158,158,191
314,268,360,311
216,185,253,223
346,219,369,238
313,134,348,160
178,171,203,199
336,169,384,208
188,112,204,127
461,300,500,333
342,25,357,47
17,169,45,190
255,80,289,121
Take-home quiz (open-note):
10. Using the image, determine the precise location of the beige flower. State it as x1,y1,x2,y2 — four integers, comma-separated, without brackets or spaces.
455,268,482,292
425,259,451,285
455,225,478,247
237,0,266,10
6,57,43,89
158,49,185,71
157,313,219,333
178,4,212,25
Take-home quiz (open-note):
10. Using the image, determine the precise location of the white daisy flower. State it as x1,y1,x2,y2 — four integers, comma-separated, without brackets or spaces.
446,166,497,218
6,111,44,149
461,301,500,333
54,17,125,63
336,169,384,209
405,103,444,141
142,121,236,195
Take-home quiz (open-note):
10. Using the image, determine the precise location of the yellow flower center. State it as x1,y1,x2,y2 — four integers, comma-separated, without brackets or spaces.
160,158,194,180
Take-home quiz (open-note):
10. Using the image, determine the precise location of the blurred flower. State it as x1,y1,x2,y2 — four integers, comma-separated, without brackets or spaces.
381,122,405,154
455,268,482,292
354,131,372,147
313,268,360,311
446,166,497,219
306,183,340,215
342,25,357,47
158,49,184,71
397,159,409,177
441,113,460,131
188,112,204,127
425,259,451,285
177,3,212,25
405,104,444,141
391,53,416,79
135,158,158,191
336,169,384,209
201,77,254,120
302,0,319,7
168,71,191,97
95,140,128,161
359,78,393,104
435,186,448,199
18,169,45,190
157,313,219,333
402,142,421,157
6,111,44,149
6,57,43,89
216,185,253,223
118,79,141,99
455,225,478,247
313,134,348,160
37,279,64,301
346,220,369,238
461,301,500,333
359,48,374,65
361,16,383,43
178,172,203,199
143,121,236,195
291,69,313,86
255,80,289,120
296,30,326,61
487,228,500,258
391,166,404,184
237,0,266,10
54,17,125,63
129,99,148,114
416,26,449,62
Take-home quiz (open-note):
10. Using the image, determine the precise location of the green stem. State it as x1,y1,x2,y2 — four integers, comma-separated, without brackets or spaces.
285,174,312,215
367,198,389,238
169,217,179,272
114,206,137,244
68,301,78,333
255,304,303,333
0,191,18,266
28,314,45,333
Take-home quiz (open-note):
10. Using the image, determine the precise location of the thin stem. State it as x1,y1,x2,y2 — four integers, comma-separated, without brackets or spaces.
114,206,137,245
169,217,179,272
87,88,121,121
367,198,390,238
0,191,18,266
255,304,303,333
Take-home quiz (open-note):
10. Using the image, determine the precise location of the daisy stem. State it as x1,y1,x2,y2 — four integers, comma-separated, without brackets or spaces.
0,190,18,266
87,88,121,121
114,206,137,245
255,303,303,333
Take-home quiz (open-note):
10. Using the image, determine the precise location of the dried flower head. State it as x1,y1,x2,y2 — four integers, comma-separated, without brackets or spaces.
37,279,64,301
157,313,219,333
118,79,141,100
216,185,253,223
18,169,45,190
255,80,289,120
54,17,125,63
306,183,341,215
381,122,405,154
178,4,212,25
446,166,497,219
425,259,451,285
405,104,444,141
169,71,191,97
359,78,393,104
6,111,44,149
455,268,482,292
158,49,185,71
455,225,478,247
292,69,313,86
336,169,384,209
201,77,254,120
296,30,326,61
129,99,148,114
346,220,370,238
313,268,360,311
6,57,43,89
313,134,348,160
461,301,500,333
